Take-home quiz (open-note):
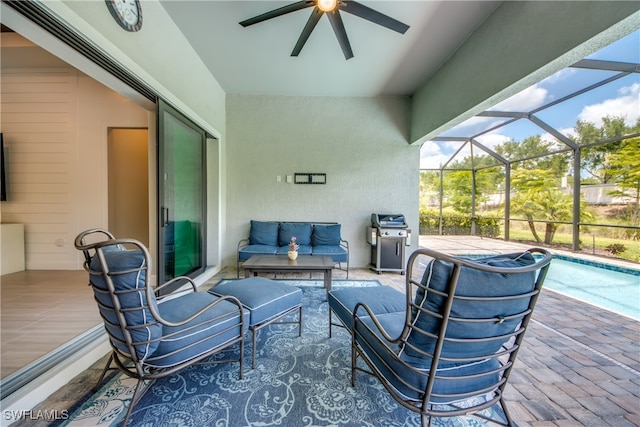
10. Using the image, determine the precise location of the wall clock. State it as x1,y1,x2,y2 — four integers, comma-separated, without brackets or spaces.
105,0,143,32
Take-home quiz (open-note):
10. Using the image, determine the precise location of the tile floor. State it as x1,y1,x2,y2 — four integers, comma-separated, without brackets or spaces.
0,270,100,378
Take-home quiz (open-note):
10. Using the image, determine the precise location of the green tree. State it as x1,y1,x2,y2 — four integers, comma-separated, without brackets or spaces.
419,170,441,209
443,170,475,213
574,116,636,183
510,169,593,244
496,135,568,178
604,137,640,238
441,153,504,214
442,170,500,214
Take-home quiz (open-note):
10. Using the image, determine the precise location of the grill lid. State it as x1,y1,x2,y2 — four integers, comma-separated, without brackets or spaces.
371,213,407,228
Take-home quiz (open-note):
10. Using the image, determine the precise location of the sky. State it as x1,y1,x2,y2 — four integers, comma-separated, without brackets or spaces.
420,29,640,169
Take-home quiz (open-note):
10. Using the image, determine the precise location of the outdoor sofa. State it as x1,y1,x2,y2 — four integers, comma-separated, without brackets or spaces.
237,220,349,277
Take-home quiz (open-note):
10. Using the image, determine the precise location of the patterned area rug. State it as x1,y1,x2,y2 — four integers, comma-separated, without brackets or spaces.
62,280,508,426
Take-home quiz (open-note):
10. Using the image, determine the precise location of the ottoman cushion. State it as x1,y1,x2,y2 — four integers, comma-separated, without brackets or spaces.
328,286,406,331
209,277,302,327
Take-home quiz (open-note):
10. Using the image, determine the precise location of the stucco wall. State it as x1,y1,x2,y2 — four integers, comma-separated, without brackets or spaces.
34,0,227,138
225,95,419,268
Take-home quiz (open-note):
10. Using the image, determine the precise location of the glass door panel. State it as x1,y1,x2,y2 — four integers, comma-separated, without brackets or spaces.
158,100,206,287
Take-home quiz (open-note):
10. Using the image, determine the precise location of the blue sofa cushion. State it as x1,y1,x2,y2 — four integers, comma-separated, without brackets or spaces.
402,252,536,366
312,245,348,262
312,224,341,246
209,277,302,327
149,292,247,368
249,220,279,246
278,222,312,247
328,286,406,330
238,244,278,260
89,249,161,361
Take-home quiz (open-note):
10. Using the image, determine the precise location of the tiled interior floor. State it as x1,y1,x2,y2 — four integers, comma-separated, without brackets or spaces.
3,236,639,426
0,270,100,378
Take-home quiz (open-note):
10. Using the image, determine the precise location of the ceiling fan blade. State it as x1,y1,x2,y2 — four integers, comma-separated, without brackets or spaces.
292,8,324,57
340,1,409,34
239,1,314,27
327,10,353,60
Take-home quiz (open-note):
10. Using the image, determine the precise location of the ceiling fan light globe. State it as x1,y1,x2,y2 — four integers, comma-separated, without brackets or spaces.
317,0,337,12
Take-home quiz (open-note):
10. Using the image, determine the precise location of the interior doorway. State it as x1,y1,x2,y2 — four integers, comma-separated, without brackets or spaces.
108,128,150,246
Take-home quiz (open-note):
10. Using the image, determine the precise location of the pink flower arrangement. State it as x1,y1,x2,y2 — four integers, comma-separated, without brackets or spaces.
289,236,299,252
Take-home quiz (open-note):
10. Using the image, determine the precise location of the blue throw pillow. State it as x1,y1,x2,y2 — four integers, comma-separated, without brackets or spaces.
402,252,536,366
278,222,312,246
249,220,279,246
312,224,341,246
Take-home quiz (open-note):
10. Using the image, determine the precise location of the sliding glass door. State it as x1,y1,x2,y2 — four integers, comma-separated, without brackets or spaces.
158,100,206,288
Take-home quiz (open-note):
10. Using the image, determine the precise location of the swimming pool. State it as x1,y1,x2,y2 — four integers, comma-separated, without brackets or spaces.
458,253,640,320
544,255,640,321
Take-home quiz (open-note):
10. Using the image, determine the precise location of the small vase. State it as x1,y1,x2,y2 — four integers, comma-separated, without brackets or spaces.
288,251,298,260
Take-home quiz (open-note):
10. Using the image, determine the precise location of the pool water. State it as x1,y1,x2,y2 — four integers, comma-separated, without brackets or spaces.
544,258,640,320
458,253,640,320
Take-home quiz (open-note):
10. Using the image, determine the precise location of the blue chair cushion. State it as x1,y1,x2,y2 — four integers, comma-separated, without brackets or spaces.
312,245,348,262
276,245,312,255
89,249,161,361
328,286,406,331
329,283,502,403
355,313,499,402
238,244,278,260
403,252,536,366
312,224,341,246
249,220,279,246
149,292,247,368
278,222,312,247
209,277,302,327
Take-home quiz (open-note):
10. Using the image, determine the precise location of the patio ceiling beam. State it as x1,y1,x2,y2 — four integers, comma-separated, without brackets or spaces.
477,111,528,119
571,58,640,73
530,70,631,116
441,140,470,170
430,115,520,144
431,136,466,142
446,67,631,151
579,132,640,150
470,139,508,165
528,115,578,149
471,116,521,141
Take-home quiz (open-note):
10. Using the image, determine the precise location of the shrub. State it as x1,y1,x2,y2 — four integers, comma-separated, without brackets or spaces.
419,209,499,237
605,243,627,255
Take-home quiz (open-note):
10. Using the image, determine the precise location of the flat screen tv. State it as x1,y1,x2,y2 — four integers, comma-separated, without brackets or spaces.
1,133,6,201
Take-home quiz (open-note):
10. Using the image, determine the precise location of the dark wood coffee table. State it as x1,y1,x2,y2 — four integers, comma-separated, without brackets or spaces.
242,255,334,291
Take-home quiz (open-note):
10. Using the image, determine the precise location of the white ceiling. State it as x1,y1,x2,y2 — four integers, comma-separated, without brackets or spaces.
160,1,501,97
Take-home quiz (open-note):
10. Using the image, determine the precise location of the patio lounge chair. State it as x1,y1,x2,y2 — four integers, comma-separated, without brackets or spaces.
328,247,552,426
75,229,246,426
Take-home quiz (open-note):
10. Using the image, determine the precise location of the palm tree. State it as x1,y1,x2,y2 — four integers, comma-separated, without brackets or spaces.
510,169,593,244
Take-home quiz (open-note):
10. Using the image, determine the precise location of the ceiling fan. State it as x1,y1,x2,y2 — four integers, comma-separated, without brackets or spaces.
239,0,410,60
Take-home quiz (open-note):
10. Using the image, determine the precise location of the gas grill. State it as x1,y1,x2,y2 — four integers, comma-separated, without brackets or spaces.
367,213,411,274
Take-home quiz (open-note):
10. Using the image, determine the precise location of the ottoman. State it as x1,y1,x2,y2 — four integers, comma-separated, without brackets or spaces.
328,286,406,337
209,277,303,368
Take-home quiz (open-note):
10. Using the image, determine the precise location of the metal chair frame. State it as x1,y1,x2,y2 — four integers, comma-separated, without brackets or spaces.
350,247,552,426
75,229,245,426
